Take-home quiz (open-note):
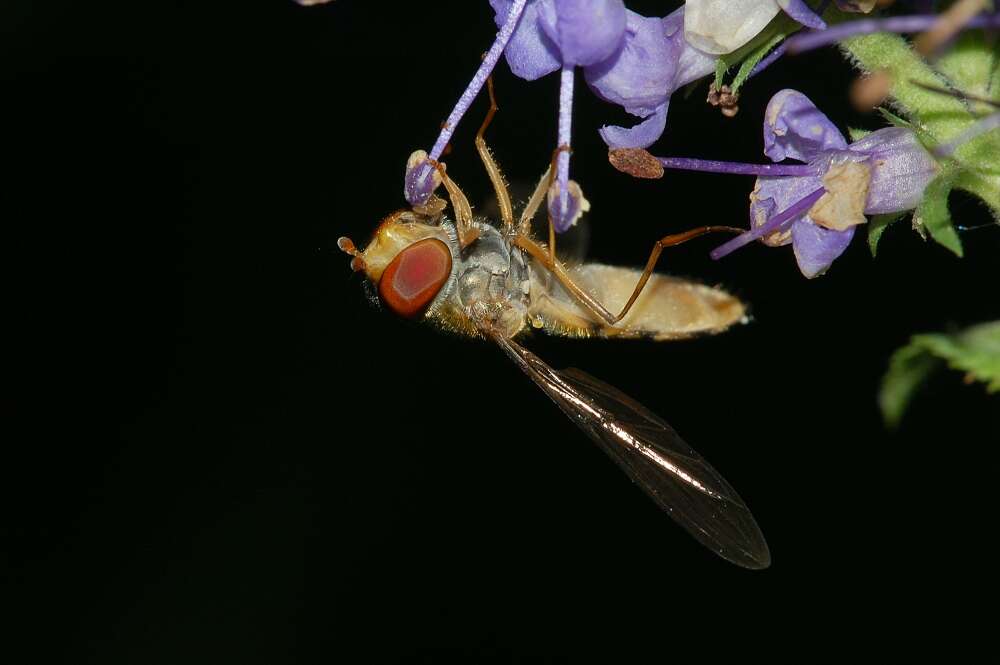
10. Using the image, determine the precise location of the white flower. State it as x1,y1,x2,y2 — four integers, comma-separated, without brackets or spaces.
684,0,824,55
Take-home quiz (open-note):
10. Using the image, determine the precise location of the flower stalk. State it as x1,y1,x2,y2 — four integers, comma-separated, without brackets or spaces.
787,11,1000,54
405,0,528,206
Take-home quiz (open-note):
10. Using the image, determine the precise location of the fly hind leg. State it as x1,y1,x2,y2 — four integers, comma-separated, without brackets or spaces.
611,225,743,323
514,226,742,327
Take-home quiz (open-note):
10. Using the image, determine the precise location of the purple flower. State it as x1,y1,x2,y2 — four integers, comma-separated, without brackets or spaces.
716,89,938,277
593,7,719,150
586,10,683,150
613,87,940,277
404,0,531,207
416,2,720,230
491,0,628,231
490,0,627,77
495,3,724,154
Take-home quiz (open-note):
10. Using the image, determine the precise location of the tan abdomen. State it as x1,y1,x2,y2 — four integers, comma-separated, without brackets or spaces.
528,263,747,341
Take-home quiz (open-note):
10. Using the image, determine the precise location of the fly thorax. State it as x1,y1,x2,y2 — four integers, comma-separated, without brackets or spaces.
455,224,529,335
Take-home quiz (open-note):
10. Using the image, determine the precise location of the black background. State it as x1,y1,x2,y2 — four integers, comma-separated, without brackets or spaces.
4,1,998,662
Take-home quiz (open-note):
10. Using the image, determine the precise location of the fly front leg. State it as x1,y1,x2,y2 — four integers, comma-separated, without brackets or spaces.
430,160,480,249
514,226,742,327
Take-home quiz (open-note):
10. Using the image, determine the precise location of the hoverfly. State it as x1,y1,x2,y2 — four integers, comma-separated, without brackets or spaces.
338,85,770,570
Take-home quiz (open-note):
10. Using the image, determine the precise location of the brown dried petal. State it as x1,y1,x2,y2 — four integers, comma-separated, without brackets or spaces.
809,161,872,231
608,148,665,179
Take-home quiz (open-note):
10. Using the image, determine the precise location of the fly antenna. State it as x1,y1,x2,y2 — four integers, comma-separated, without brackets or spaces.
337,236,367,273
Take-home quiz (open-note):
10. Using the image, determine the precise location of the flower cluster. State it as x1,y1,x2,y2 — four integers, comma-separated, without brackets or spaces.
352,0,998,276
718,89,938,277
404,1,723,232
292,0,1000,422
398,1,887,233
479,0,725,231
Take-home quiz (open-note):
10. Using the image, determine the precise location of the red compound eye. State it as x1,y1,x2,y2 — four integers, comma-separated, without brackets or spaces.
378,238,452,318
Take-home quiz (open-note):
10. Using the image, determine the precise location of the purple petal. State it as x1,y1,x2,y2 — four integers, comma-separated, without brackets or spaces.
777,0,827,30
490,0,561,81
403,150,440,207
849,127,939,214
750,172,825,246
763,89,847,163
597,101,668,149
547,178,590,232
538,0,627,67
584,10,680,117
791,218,855,278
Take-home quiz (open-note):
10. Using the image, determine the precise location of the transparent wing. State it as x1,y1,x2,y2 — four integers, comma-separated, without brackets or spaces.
493,333,771,569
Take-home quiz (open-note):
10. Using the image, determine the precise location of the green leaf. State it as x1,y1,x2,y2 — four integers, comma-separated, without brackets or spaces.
714,58,728,90
950,112,1000,217
730,31,786,93
914,171,963,257
877,106,938,150
880,322,1000,427
847,127,871,142
880,343,943,429
991,39,1000,96
839,32,974,143
936,32,996,113
868,212,905,257
877,107,913,129
841,26,999,220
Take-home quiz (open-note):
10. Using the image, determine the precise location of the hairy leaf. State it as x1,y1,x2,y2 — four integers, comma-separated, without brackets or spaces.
880,322,1000,427
914,171,963,257
880,344,943,429
731,31,786,93
714,58,728,90
841,27,999,219
868,212,905,257
847,127,871,142
937,32,995,113
840,33,973,143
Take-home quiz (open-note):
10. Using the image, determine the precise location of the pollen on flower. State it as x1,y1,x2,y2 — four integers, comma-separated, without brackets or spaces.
547,179,591,232
809,161,872,231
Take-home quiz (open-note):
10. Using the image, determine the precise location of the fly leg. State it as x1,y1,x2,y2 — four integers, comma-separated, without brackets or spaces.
513,233,617,324
513,226,741,327
429,160,480,249
475,76,515,231
609,226,743,323
517,165,550,236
